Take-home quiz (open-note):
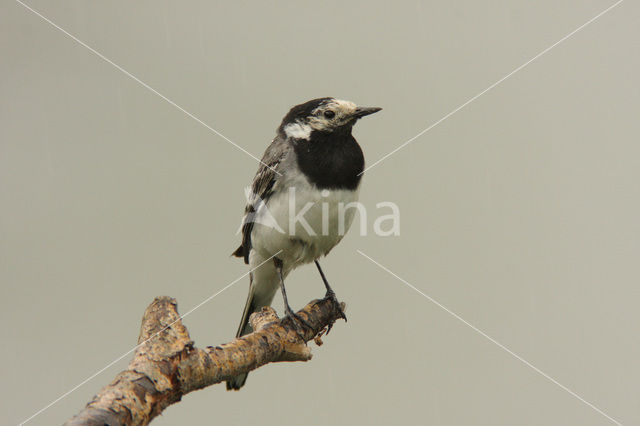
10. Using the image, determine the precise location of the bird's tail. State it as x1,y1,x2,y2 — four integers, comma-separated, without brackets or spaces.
226,270,278,391
225,291,256,390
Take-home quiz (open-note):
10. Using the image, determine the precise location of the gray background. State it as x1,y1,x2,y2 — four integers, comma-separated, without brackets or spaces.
2,1,638,425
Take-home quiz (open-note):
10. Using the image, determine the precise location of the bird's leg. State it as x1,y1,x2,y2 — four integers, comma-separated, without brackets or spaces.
274,258,312,337
314,260,336,297
314,260,347,322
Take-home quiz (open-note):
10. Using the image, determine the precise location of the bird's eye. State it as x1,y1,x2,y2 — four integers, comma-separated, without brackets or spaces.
323,110,335,119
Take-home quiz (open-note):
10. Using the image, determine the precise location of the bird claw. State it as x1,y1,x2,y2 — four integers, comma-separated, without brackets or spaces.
322,291,346,335
324,290,347,323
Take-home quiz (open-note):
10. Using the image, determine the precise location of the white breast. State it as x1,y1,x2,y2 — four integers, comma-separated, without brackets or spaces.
250,176,359,271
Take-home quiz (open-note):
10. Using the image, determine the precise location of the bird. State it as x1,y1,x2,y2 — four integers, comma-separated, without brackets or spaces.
227,97,381,390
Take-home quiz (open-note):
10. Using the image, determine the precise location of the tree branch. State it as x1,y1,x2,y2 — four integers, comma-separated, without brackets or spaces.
64,296,346,426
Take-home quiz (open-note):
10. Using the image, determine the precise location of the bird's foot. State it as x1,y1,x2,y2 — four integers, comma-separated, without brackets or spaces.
323,290,347,335
284,306,312,341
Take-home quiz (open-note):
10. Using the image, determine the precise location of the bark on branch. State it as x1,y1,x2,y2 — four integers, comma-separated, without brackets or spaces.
64,296,346,426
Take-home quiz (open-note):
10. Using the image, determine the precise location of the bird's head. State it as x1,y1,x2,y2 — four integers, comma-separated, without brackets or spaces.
278,97,381,140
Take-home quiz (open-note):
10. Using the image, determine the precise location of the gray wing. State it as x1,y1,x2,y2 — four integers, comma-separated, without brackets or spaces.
233,136,290,264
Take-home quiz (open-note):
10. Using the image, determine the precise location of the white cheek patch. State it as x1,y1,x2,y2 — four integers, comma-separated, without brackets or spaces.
284,122,312,140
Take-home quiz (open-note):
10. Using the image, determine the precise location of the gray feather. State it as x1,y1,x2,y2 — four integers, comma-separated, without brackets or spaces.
236,136,290,263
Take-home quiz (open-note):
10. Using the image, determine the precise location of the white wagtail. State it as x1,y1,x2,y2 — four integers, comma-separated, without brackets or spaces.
227,97,381,390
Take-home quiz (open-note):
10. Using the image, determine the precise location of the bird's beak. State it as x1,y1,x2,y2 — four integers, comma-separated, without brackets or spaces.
353,106,382,119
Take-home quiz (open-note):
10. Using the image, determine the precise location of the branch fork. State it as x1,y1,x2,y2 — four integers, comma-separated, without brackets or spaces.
65,296,346,426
